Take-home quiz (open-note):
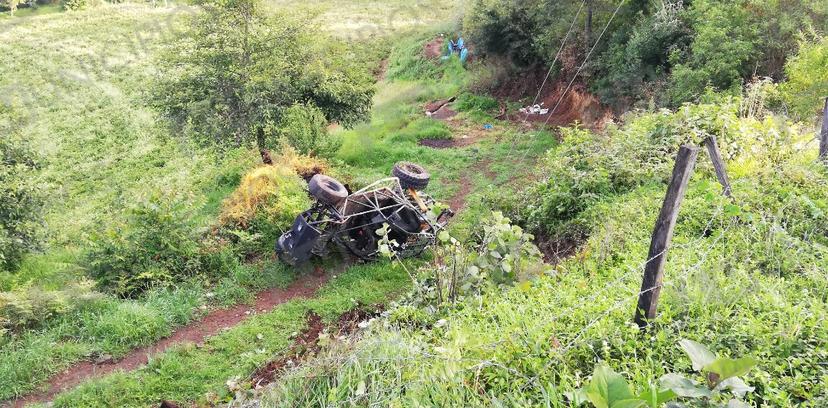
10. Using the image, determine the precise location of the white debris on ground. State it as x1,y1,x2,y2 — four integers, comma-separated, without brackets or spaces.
519,103,549,115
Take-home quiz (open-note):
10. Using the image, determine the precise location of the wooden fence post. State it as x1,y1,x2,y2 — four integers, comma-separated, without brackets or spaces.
704,136,731,197
634,145,700,329
820,97,828,161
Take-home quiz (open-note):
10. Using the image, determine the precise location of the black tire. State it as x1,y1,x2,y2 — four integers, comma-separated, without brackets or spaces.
309,174,348,206
393,162,430,190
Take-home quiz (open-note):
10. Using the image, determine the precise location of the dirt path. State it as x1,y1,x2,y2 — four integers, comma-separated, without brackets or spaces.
447,159,493,211
8,272,330,408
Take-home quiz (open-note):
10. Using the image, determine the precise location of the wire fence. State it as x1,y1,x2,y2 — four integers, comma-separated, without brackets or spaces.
232,193,747,407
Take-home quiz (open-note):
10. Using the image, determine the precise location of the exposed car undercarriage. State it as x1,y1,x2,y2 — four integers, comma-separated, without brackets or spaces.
276,162,453,266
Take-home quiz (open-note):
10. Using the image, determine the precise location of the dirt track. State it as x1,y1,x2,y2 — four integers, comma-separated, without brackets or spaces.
7,272,329,408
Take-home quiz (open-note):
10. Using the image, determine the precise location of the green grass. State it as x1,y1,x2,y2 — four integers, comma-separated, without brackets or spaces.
46,261,409,407
0,4,62,19
254,98,828,407
259,160,828,407
0,4,479,405
0,261,296,401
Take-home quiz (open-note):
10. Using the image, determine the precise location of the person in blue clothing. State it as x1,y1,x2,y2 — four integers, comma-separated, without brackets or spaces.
444,35,469,64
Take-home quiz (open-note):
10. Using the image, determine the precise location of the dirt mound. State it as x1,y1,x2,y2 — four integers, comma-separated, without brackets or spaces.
423,36,445,59
429,105,458,120
489,67,612,129
491,66,553,101
424,97,458,120
424,97,455,113
507,82,612,130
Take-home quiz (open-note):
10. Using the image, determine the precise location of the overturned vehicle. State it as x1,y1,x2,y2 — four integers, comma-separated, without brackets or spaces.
276,162,454,266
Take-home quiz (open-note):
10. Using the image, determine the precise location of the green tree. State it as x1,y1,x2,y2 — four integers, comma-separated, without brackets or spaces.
668,0,758,104
153,0,373,162
780,35,828,120
0,135,44,272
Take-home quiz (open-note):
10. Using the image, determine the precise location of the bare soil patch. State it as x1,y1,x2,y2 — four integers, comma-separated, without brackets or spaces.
9,273,330,408
491,71,613,130
423,36,445,59
374,58,389,81
248,304,384,388
418,135,478,149
424,97,455,114
534,231,586,265
429,105,458,120
446,159,492,211
249,312,325,388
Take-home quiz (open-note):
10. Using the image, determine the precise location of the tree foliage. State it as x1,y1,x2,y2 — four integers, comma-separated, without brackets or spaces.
275,103,342,158
780,35,828,120
667,0,758,104
0,135,44,272
153,0,374,155
464,0,826,108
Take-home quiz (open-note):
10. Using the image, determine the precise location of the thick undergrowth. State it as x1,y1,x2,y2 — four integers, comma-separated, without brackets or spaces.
252,100,828,407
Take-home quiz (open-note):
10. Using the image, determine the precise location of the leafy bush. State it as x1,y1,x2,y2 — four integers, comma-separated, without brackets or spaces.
779,35,828,120
396,212,548,310
519,100,746,235
152,0,374,153
219,164,311,254
276,103,342,158
86,195,207,297
0,282,103,336
667,0,758,104
571,340,758,408
464,0,826,108
0,135,44,272
593,2,690,109
62,0,86,11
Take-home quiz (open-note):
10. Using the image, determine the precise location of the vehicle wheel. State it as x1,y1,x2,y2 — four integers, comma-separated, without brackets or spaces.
309,174,348,206
392,162,430,190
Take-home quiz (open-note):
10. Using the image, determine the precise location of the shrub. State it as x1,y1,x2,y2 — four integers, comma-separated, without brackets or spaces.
593,2,690,109
779,35,828,121
86,195,206,297
276,103,342,158
518,99,749,234
667,0,758,104
219,164,311,254
0,135,44,272
276,146,333,181
401,212,549,309
0,281,103,336
62,0,85,10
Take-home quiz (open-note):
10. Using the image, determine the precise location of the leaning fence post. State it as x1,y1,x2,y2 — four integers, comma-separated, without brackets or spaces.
634,145,700,329
820,97,828,161
703,136,731,197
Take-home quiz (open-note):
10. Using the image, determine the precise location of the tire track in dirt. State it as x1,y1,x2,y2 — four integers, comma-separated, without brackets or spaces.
447,159,494,211
7,272,330,408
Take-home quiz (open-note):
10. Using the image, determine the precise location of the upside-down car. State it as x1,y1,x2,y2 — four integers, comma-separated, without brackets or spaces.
276,162,453,265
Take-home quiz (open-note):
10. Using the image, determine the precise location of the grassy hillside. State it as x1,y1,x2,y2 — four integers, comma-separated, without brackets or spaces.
1,0,826,407
257,103,828,407
0,1,460,403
